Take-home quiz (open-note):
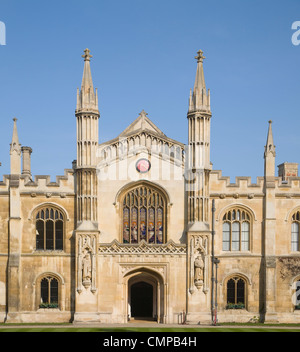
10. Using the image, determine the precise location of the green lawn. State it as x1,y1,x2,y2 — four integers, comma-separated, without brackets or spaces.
1,326,300,332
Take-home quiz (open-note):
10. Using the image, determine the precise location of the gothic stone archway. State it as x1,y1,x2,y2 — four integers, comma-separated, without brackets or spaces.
124,268,165,323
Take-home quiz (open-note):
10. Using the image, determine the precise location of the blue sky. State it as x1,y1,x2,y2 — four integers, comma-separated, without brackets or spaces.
0,0,300,182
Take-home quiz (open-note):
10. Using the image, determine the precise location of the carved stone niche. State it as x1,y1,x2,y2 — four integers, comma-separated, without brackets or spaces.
77,234,97,294
189,234,209,294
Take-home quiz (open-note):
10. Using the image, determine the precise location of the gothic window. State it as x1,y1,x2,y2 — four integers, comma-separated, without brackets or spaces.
226,276,246,309
39,276,59,309
36,207,64,251
122,185,166,244
291,211,300,251
222,208,250,251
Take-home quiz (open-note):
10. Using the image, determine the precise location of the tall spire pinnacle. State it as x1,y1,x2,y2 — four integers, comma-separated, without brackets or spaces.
189,49,210,113
264,120,276,178
76,48,99,114
193,50,206,93
264,120,276,157
10,118,21,155
10,118,21,174
81,48,94,91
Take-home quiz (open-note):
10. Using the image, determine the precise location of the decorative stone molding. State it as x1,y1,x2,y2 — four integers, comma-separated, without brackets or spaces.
99,239,186,255
120,263,167,280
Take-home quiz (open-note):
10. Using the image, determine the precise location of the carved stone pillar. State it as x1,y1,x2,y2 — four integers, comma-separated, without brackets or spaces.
186,231,212,324
74,232,99,323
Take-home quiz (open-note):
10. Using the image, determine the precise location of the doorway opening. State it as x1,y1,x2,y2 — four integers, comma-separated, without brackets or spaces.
126,269,165,323
131,281,153,319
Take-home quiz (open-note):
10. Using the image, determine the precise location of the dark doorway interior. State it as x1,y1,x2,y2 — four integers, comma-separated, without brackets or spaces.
131,281,153,318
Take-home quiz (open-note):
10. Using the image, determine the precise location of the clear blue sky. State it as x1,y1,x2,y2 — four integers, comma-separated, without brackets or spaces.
0,0,300,182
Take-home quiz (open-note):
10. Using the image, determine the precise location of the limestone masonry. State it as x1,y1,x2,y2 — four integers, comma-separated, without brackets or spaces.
0,49,300,324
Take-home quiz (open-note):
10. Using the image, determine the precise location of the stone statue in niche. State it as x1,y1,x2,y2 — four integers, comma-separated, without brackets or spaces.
194,255,204,287
82,250,92,288
77,234,97,294
189,235,208,293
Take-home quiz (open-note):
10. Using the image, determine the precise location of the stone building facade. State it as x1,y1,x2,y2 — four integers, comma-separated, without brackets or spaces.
0,49,300,324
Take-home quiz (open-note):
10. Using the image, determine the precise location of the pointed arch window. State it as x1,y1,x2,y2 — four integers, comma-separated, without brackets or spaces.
226,276,246,309
122,185,167,244
39,276,59,309
222,208,251,251
36,207,64,251
291,211,300,251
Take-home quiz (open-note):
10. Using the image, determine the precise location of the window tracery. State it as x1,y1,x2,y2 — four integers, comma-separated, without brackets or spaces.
39,276,59,309
226,276,246,309
35,207,64,251
122,185,166,244
222,208,250,251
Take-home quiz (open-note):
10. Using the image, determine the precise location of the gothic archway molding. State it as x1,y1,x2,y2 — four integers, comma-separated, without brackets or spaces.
28,202,70,221
216,203,257,222
121,265,167,323
114,179,171,206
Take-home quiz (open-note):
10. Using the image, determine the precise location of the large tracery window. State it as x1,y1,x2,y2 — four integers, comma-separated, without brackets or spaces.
122,185,167,244
222,208,250,251
36,207,64,251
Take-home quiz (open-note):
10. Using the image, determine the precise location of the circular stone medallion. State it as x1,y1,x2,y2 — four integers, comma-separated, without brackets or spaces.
136,158,151,173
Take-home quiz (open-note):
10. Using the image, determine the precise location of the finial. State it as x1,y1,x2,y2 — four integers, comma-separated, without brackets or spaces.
268,120,272,124
195,50,205,63
13,117,17,122
82,48,93,62
139,110,148,118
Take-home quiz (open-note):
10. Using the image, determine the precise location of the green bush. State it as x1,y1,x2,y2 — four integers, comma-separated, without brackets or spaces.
226,302,245,309
39,302,58,309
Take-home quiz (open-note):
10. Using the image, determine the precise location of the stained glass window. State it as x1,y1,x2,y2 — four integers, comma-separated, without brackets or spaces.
140,208,147,241
122,185,166,244
131,208,138,243
157,208,163,244
123,208,130,243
